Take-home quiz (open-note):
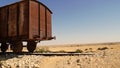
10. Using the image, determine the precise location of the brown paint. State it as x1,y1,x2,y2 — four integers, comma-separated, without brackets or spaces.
0,0,53,42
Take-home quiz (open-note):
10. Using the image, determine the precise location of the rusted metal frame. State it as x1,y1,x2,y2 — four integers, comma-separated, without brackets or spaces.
0,8,1,22
27,0,30,39
33,3,41,40
0,8,1,42
6,7,9,40
38,3,40,38
45,8,47,38
16,3,20,38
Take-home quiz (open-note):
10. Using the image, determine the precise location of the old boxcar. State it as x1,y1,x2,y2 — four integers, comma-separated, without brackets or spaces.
0,0,55,52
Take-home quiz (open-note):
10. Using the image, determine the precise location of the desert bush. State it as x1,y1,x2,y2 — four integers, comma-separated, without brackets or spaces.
89,48,92,50
85,49,88,51
88,48,93,52
98,47,108,50
59,50,66,53
35,48,50,53
75,49,83,53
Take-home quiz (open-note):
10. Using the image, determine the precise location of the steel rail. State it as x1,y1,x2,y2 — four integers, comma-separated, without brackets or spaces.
0,52,95,56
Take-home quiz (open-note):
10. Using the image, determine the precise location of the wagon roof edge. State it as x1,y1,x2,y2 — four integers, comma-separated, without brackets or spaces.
0,0,53,14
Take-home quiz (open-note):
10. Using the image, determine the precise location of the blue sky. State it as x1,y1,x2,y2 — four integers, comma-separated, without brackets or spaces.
0,0,120,45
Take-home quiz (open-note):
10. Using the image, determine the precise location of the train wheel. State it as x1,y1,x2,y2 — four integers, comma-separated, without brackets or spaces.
12,41,23,53
1,43,9,53
27,41,37,52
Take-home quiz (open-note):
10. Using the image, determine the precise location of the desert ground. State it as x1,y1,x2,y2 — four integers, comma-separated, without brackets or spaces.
0,42,120,68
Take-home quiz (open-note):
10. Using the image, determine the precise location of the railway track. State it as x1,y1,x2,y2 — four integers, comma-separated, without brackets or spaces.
0,52,95,56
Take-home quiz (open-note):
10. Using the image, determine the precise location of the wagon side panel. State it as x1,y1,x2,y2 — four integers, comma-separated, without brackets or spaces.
46,9,52,38
40,4,46,39
8,4,18,37
29,1,39,39
0,7,8,39
19,2,29,39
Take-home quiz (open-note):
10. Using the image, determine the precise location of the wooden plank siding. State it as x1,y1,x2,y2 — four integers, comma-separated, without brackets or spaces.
29,1,39,39
40,4,46,39
0,0,53,42
0,7,8,39
8,4,17,37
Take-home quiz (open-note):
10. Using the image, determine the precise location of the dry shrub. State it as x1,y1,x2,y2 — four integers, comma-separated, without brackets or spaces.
98,47,108,50
75,49,83,53
85,49,88,51
59,50,66,53
35,48,50,53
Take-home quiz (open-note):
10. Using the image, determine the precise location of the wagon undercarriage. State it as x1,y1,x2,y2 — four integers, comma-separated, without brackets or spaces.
0,36,55,53
0,40,37,53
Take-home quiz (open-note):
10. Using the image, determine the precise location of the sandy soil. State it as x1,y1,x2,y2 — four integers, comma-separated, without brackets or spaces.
0,42,120,68
37,42,120,52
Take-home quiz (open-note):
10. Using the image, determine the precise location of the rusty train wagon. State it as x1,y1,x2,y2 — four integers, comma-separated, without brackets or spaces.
0,0,55,52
